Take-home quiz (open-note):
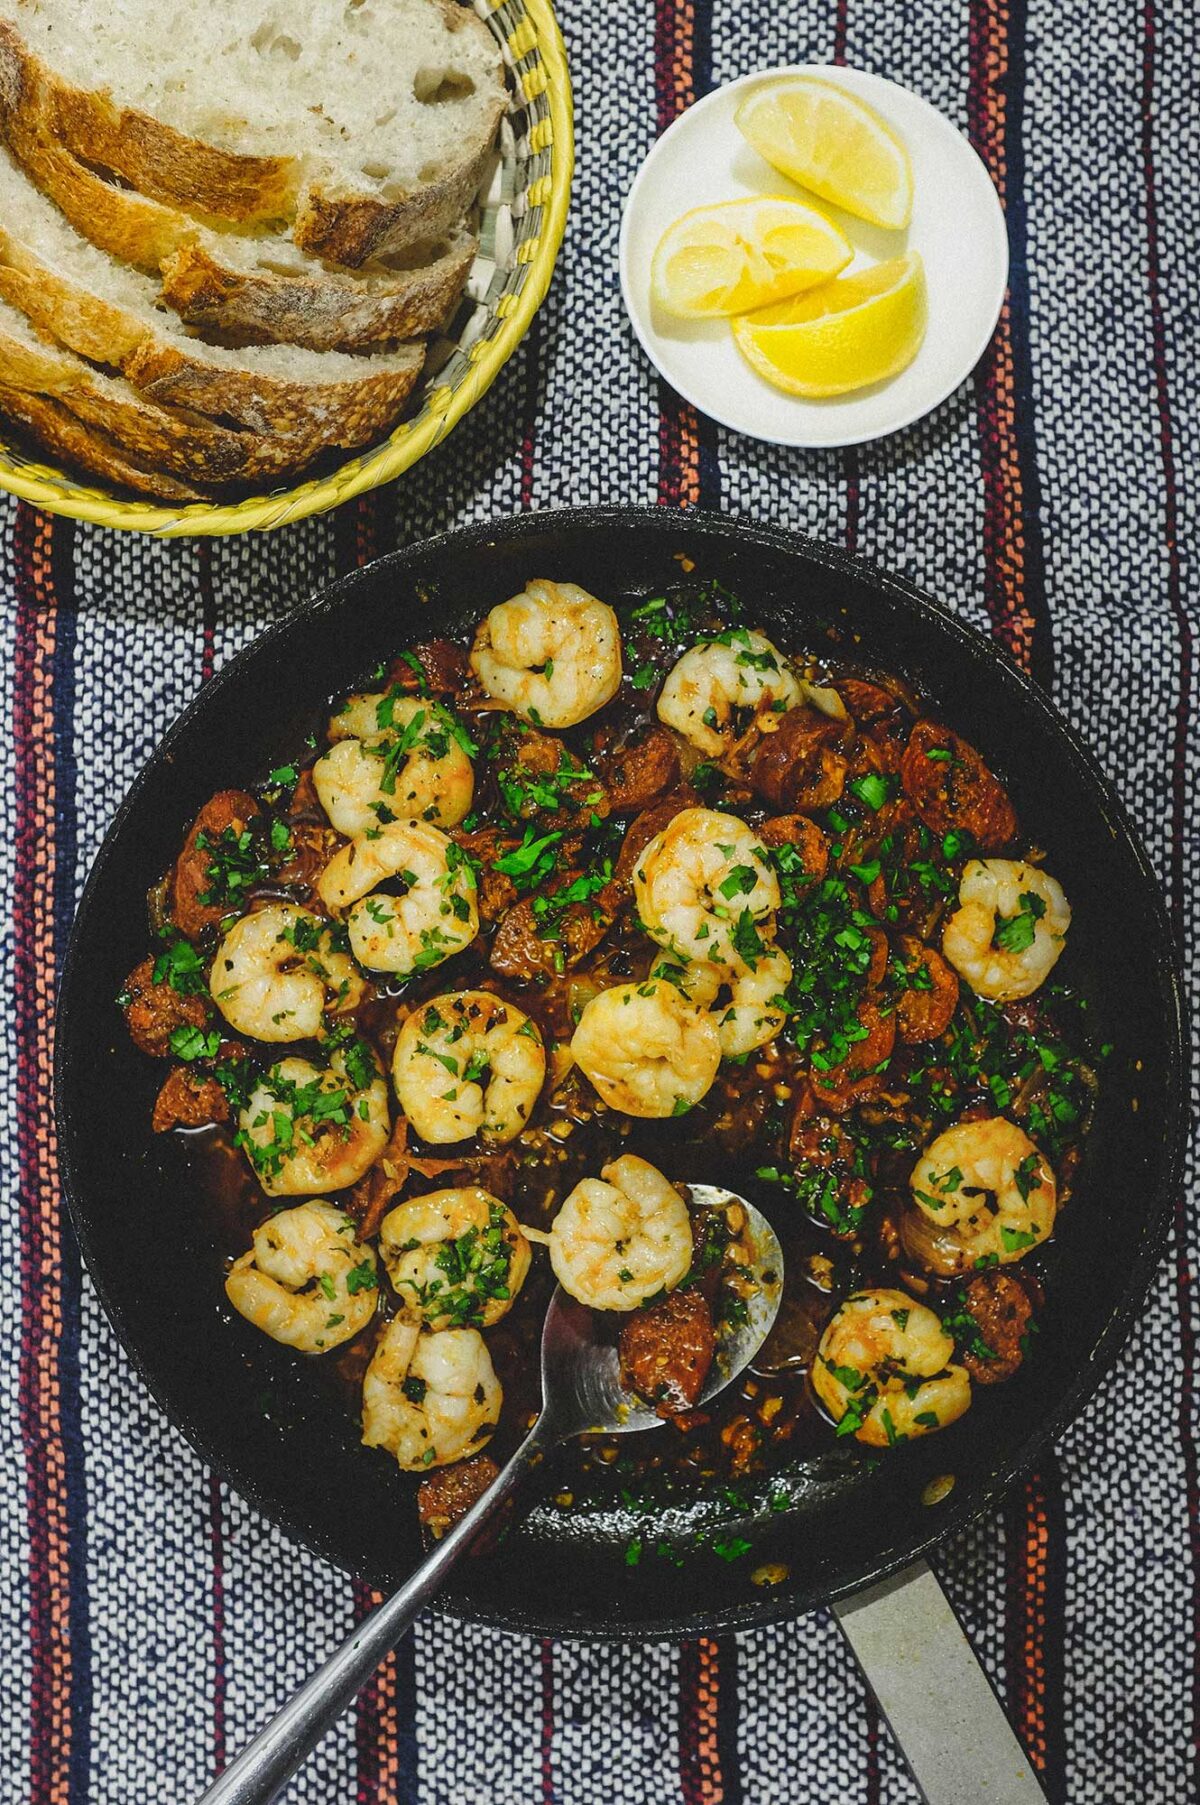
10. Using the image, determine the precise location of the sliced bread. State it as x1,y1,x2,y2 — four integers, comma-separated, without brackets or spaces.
0,150,427,442
0,2,506,264
0,294,423,484
1,99,478,351
0,384,206,500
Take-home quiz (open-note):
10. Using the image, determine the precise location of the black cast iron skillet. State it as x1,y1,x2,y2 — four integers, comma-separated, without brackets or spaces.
55,506,1188,1641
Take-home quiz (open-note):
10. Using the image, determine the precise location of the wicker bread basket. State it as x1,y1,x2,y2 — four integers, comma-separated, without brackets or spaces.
0,0,573,536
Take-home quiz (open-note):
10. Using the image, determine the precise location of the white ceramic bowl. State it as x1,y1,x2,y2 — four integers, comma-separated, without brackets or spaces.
620,64,1008,449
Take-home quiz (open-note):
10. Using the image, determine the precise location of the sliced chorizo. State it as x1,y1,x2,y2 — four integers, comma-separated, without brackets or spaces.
389,639,469,698
615,796,689,889
894,935,960,1043
758,813,830,884
122,955,211,1058
151,1065,230,1133
592,725,681,813
900,721,1017,852
750,707,851,811
619,1288,716,1416
489,885,612,982
956,1271,1038,1384
169,790,260,939
809,1000,897,1112
451,826,520,924
417,1454,500,1539
837,677,910,726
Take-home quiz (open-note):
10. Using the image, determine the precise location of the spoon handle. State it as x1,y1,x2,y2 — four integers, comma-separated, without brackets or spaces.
196,1413,558,1805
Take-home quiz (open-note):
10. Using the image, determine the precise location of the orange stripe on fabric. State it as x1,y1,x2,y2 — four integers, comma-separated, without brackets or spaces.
16,505,74,1805
695,1636,725,1804
1016,1476,1052,1773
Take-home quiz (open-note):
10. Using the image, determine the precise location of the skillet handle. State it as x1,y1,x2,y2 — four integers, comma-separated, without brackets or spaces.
195,1412,557,1805
833,1559,1049,1805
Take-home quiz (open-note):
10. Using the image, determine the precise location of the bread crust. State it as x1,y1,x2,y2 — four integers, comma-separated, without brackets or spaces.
125,340,424,445
3,117,197,272
159,231,476,353
291,118,501,265
0,384,208,500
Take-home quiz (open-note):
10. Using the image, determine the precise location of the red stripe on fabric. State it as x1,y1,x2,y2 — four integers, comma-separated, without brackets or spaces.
1139,0,1200,1789
1003,1475,1051,1774
864,1695,882,1805
654,0,702,510
13,502,73,1805
697,1637,724,1804
680,1637,726,1804
334,492,379,577
351,1581,399,1805
357,492,379,569
653,0,696,136
832,0,850,65
968,6,1065,1781
539,1637,556,1804
966,0,1036,671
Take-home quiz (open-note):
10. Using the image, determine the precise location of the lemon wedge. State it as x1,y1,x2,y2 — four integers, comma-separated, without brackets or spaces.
732,251,928,397
650,196,852,319
735,77,914,231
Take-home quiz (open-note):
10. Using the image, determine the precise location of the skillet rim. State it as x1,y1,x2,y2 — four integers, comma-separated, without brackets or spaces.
54,503,1190,1641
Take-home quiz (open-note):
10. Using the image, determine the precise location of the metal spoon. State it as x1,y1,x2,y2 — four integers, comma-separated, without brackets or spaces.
198,1189,783,1805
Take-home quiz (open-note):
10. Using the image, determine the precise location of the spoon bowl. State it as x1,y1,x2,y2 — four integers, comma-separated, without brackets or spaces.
538,1190,784,1438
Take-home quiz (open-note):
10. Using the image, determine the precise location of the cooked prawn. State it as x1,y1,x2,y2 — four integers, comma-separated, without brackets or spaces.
392,991,545,1145
210,903,363,1043
361,1318,502,1470
314,694,474,837
469,579,622,728
317,820,478,976
632,807,780,964
570,978,721,1117
225,1200,378,1353
812,1288,972,1446
238,1046,390,1196
656,629,802,756
542,1153,693,1312
942,859,1070,1001
665,943,793,1057
906,1117,1057,1275
379,1186,531,1329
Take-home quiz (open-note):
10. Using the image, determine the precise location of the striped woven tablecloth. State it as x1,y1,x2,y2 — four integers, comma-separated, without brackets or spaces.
2,1,1196,1800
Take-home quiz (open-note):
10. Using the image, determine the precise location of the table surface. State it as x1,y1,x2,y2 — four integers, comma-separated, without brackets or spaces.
1,2,1196,1801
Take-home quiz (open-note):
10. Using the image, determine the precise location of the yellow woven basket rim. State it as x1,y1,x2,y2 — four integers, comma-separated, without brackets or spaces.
0,0,573,537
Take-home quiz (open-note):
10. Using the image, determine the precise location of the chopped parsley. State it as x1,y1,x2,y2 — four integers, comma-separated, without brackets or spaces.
993,891,1047,954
